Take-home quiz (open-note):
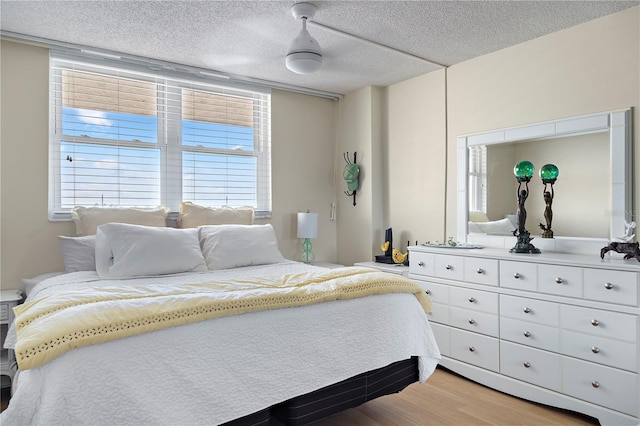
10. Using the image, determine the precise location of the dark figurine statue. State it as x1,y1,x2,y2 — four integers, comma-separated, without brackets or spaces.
538,189,554,238
600,241,640,262
516,188,528,235
510,178,540,254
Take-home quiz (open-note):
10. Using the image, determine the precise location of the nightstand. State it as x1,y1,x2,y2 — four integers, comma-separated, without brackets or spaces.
354,261,410,277
1,289,22,389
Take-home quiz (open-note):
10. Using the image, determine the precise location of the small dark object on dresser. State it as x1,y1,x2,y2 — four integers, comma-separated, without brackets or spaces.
600,241,640,262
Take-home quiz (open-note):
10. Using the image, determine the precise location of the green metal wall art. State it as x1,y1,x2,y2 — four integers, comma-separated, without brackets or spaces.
343,152,359,206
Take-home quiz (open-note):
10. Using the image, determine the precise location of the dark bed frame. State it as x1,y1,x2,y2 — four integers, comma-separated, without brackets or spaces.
222,357,419,426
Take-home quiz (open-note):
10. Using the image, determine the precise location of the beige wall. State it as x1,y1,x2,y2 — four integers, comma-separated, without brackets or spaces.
446,6,640,240
384,70,447,251
515,134,609,238
270,90,338,263
485,133,610,238
0,40,338,290
1,40,73,290
336,71,447,265
335,86,382,266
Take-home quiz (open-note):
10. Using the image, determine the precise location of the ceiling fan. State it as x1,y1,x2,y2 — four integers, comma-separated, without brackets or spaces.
285,2,323,74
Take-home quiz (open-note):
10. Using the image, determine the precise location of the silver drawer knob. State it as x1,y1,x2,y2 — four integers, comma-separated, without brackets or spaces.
523,307,531,314
513,272,521,279
468,346,475,352
524,331,531,338
418,261,425,267
445,264,453,270
604,282,614,290
523,362,531,368
591,381,600,389
468,319,476,324
468,297,476,303
425,290,431,295
591,319,600,326
476,268,484,274
591,346,600,354
555,277,563,284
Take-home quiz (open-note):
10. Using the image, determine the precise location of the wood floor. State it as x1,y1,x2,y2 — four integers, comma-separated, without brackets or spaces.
1,367,600,425
313,367,599,426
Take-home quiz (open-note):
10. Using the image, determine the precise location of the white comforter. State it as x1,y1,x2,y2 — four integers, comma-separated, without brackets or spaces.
2,262,441,425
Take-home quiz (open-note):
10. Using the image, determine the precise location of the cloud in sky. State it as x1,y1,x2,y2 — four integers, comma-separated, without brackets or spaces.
72,108,114,127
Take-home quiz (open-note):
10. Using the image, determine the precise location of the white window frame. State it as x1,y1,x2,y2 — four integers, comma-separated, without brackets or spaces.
49,55,271,220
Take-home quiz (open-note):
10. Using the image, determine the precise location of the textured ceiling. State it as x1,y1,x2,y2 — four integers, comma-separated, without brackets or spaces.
1,1,638,95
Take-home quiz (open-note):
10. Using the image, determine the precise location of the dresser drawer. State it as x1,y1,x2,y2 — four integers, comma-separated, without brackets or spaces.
449,286,498,313
500,341,561,392
429,323,450,357
500,261,537,291
538,264,583,298
434,254,464,281
561,305,637,343
500,295,560,327
419,281,449,304
463,257,499,286
500,318,560,352
561,330,638,372
449,328,499,372
409,252,435,277
450,307,499,337
427,302,450,325
583,268,638,307
563,357,638,417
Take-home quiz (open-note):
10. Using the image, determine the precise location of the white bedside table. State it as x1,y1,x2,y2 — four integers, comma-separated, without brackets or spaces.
1,289,22,389
354,261,410,277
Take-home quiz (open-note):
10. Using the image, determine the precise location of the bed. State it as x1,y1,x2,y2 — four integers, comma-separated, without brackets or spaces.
1,216,441,425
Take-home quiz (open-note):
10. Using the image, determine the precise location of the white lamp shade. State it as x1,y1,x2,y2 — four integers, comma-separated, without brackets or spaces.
286,52,322,74
297,212,318,239
286,23,322,74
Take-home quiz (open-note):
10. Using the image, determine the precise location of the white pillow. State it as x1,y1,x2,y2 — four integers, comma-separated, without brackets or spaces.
59,235,96,272
198,224,286,270
95,223,207,278
178,202,254,228
468,210,490,223
468,221,483,234
72,206,168,236
476,218,516,236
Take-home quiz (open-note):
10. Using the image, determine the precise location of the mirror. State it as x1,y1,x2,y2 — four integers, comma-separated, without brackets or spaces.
457,108,632,254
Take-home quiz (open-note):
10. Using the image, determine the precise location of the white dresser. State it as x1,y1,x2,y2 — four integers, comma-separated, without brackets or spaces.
409,245,640,426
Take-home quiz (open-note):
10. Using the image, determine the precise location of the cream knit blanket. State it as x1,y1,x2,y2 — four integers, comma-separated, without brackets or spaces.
14,267,432,370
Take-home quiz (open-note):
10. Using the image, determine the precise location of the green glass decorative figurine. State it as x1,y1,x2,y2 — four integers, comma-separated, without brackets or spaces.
514,160,535,179
538,164,559,238
510,161,541,254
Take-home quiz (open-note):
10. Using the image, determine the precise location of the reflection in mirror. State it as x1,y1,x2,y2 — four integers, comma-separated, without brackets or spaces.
469,132,610,239
457,108,632,254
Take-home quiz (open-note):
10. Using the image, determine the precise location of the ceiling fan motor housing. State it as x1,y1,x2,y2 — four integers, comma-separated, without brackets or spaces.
286,2,323,74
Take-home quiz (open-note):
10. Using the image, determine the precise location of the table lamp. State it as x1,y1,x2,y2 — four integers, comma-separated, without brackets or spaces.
297,211,318,264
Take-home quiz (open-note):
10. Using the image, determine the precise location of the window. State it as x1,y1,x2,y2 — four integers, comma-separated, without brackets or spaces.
49,56,271,220
468,145,487,214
